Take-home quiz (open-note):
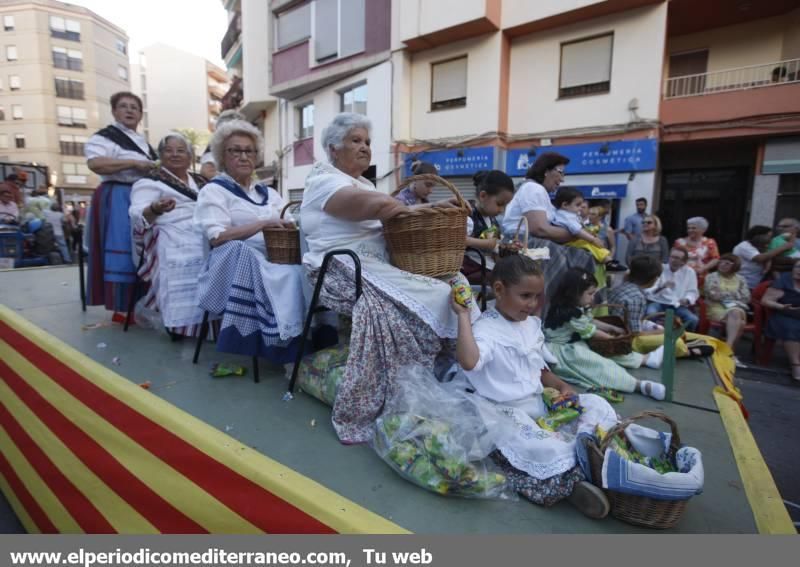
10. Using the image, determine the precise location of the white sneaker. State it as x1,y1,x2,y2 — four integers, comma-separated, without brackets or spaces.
640,380,666,401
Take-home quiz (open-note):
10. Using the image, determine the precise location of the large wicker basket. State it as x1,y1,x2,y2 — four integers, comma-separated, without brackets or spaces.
582,411,690,529
263,201,300,265
586,303,633,356
384,174,469,277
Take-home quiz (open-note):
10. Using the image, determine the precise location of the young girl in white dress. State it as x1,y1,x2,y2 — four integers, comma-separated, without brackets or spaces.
452,254,618,517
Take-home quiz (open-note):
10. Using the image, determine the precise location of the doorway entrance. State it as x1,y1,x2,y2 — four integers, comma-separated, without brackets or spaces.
659,167,750,253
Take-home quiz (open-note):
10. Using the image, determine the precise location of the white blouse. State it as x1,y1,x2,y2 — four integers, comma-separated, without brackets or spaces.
465,308,549,403
85,122,152,184
194,173,287,254
501,180,556,235
300,162,384,269
130,173,198,229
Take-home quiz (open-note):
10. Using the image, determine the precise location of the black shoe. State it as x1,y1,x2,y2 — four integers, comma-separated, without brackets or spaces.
605,260,628,272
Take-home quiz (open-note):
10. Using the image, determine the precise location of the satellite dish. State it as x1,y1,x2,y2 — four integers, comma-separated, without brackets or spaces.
628,98,639,111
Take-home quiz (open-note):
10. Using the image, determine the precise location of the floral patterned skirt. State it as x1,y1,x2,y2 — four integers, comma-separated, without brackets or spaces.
491,451,584,507
309,258,451,444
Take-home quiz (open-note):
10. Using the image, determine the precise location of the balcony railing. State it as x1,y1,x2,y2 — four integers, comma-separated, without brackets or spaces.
220,13,241,59
664,58,800,99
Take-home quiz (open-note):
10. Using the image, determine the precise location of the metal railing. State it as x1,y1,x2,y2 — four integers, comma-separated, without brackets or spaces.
664,58,800,99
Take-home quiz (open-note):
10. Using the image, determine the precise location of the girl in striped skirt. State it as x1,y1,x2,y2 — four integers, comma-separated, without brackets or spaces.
543,268,666,400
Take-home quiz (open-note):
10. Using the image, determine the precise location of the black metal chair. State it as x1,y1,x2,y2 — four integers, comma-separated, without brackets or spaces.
287,249,362,394
192,310,260,383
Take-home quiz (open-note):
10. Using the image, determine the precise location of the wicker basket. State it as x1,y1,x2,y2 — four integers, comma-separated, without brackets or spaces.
263,201,300,265
498,216,529,258
586,303,633,356
384,174,469,277
582,410,690,529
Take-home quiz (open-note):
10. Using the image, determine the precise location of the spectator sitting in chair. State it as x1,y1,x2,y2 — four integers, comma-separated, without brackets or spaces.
703,253,751,368
733,225,792,289
768,218,800,262
0,187,20,224
645,247,699,331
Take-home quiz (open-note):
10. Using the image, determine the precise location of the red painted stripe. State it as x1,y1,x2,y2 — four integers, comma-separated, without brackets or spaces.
0,321,336,533
0,404,115,533
0,360,206,533
0,450,57,533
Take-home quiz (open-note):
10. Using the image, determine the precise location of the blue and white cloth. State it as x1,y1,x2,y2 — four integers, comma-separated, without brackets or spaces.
196,240,309,361
576,424,704,501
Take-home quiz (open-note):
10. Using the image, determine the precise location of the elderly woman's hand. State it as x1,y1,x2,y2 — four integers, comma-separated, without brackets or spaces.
135,160,158,172
151,198,176,215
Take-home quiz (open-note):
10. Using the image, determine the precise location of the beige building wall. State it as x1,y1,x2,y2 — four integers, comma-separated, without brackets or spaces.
407,33,502,142
508,3,667,135
398,0,487,42
502,0,608,28
134,43,227,147
0,0,129,194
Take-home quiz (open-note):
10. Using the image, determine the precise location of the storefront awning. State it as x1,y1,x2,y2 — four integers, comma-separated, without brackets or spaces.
563,172,630,199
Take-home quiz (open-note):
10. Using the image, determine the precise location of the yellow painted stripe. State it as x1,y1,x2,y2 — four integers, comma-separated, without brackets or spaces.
0,341,260,534
0,376,156,533
0,305,408,534
0,472,38,533
713,390,795,534
0,426,79,532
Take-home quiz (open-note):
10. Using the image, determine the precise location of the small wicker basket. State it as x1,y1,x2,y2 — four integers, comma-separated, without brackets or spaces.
498,216,529,258
582,410,690,529
384,174,469,277
587,303,633,356
263,201,300,265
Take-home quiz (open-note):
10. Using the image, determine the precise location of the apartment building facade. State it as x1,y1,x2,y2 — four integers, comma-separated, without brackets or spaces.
131,43,229,148
223,0,800,253
219,0,281,185
0,0,130,200
394,0,800,253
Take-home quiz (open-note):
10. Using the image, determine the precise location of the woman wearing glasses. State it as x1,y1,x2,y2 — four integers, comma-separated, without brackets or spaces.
500,152,595,313
625,214,668,267
194,120,305,362
129,132,207,338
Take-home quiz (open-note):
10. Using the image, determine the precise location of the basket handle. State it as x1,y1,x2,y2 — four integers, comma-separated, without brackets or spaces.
512,216,530,253
598,410,681,457
392,174,469,212
279,200,301,220
592,303,629,327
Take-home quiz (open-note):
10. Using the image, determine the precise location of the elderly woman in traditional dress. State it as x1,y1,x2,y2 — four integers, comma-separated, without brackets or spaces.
301,113,479,444
500,152,595,309
129,132,207,338
85,92,157,319
194,120,304,361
